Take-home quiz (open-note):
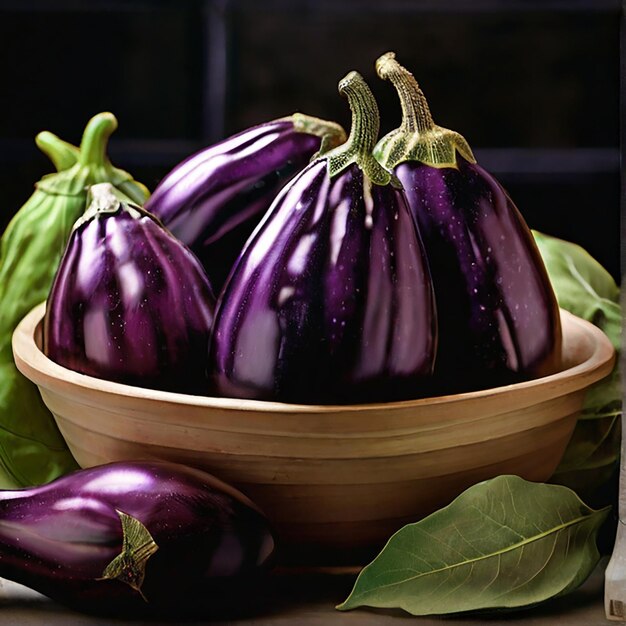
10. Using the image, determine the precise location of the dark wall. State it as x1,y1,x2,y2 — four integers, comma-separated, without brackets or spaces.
0,0,621,280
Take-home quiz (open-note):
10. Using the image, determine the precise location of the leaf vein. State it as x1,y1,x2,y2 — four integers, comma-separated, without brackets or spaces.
357,512,597,594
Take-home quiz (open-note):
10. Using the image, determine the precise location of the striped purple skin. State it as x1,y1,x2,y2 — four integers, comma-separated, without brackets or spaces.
145,119,323,292
43,210,215,394
396,156,561,393
209,159,437,404
0,461,275,615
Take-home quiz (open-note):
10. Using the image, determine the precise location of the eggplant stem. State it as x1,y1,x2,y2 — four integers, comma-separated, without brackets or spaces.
325,71,393,186
78,112,118,167
35,132,80,172
290,113,347,156
374,52,476,170
376,52,435,134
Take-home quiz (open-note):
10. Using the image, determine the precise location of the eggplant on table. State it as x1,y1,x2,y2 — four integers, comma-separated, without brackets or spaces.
43,183,216,395
210,71,437,404
375,52,562,393
146,113,346,292
0,460,275,616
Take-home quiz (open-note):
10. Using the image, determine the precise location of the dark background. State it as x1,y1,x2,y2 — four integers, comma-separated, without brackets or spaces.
0,0,621,281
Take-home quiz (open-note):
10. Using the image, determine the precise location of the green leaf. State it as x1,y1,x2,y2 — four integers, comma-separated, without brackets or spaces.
555,413,621,473
0,362,78,486
552,418,620,504
0,187,82,487
0,116,149,488
550,463,617,505
581,364,622,421
532,230,620,349
337,475,609,616
551,412,620,502
532,230,621,493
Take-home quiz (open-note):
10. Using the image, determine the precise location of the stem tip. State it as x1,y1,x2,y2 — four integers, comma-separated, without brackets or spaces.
78,112,119,167
375,51,398,80
338,70,362,96
35,131,80,172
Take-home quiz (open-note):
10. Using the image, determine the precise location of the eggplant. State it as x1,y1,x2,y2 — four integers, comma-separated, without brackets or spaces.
43,183,215,395
145,114,346,291
209,72,437,404
374,52,562,393
0,460,275,616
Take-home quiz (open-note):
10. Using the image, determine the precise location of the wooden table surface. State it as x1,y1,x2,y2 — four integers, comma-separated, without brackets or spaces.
0,559,612,625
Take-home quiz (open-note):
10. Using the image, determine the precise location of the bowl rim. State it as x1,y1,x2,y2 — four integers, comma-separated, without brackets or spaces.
13,302,615,414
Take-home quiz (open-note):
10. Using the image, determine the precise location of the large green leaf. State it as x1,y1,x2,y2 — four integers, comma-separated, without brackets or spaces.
0,189,82,487
337,475,609,616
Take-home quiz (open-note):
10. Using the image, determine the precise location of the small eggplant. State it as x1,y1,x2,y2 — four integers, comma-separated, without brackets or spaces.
210,72,437,404
0,460,275,616
43,183,215,394
374,52,562,393
145,114,346,291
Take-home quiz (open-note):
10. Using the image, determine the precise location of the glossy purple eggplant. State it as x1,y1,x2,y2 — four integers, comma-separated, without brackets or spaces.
43,183,215,394
0,460,275,616
209,72,437,404
146,114,346,291
374,52,562,393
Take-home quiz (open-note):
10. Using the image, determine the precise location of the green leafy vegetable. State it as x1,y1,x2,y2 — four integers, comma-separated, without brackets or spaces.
0,114,149,487
532,231,621,493
337,475,609,616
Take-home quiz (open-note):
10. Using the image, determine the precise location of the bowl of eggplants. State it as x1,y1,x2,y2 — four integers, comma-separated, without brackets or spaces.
12,54,615,571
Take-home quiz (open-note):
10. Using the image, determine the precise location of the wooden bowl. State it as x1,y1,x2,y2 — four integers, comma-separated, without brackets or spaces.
13,303,615,563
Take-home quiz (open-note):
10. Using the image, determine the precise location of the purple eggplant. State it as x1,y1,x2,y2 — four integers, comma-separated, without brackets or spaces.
146,114,347,291
374,52,562,393
209,72,437,404
43,183,215,394
0,460,275,616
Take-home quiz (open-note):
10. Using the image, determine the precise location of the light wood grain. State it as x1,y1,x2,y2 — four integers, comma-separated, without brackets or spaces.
13,303,615,562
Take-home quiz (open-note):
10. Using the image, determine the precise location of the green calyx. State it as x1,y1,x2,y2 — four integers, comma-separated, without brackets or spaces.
36,112,149,205
98,510,159,601
73,182,153,231
325,71,395,186
290,112,347,157
374,52,476,170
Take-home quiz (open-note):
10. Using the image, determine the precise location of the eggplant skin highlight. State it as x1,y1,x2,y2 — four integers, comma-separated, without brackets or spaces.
0,460,275,616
